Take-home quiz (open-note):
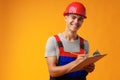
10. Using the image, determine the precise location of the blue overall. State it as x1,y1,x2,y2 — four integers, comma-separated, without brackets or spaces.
50,35,88,80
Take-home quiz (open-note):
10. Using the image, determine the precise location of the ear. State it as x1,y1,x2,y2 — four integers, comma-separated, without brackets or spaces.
64,15,68,22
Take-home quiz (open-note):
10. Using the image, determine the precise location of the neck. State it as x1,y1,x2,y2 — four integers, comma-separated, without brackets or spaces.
62,30,78,41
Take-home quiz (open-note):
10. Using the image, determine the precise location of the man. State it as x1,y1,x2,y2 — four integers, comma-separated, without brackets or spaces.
45,2,95,80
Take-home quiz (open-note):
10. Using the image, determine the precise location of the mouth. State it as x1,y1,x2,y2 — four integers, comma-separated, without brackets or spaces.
72,24,79,28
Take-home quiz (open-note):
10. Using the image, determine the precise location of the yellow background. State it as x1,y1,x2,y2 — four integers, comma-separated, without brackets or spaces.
0,0,120,80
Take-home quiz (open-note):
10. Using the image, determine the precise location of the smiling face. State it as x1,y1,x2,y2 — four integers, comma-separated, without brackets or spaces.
65,14,85,32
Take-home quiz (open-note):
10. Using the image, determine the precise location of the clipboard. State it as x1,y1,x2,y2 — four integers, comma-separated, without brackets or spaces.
71,54,107,72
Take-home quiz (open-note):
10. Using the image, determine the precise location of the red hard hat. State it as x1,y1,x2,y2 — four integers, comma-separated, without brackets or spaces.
63,2,86,18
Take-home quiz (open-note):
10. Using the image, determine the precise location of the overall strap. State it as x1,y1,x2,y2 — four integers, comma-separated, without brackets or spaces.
54,35,85,54
79,37,85,54
54,35,64,52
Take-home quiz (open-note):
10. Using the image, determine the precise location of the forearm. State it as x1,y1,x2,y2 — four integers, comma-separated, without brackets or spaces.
46,54,86,77
48,60,79,77
48,58,84,77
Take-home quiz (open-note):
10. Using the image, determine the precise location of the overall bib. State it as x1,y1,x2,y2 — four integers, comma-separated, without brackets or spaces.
50,35,88,80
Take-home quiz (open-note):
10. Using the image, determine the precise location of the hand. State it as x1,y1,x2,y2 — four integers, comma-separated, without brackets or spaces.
75,54,88,63
83,63,95,73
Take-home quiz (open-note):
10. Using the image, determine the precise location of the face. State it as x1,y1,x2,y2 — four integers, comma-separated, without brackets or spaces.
65,14,85,32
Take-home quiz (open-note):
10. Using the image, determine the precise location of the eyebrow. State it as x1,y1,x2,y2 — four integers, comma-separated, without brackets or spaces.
71,15,84,19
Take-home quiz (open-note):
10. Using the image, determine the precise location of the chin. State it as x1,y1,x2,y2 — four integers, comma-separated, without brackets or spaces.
70,29,78,32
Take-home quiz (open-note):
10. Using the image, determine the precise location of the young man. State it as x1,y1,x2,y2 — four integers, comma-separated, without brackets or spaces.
45,2,95,80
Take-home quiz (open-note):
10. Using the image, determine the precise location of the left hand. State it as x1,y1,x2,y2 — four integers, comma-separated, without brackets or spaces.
83,63,95,73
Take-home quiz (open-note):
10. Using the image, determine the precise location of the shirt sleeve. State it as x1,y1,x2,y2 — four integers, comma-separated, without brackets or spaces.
45,36,57,57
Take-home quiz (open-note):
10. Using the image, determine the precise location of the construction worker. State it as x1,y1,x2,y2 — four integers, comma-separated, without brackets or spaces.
45,2,95,80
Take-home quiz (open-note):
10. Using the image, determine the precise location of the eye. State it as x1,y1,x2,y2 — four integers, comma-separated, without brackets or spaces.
71,16,76,19
78,18,84,22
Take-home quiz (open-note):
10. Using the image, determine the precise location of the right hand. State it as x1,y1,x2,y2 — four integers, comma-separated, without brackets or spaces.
75,53,88,62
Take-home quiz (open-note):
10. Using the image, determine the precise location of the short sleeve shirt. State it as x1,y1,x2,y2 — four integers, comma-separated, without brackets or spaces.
45,33,89,59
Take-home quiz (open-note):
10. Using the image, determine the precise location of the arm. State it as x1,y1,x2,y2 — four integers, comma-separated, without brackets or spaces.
46,54,86,77
45,37,75,77
46,56,74,77
83,40,95,73
45,36,86,77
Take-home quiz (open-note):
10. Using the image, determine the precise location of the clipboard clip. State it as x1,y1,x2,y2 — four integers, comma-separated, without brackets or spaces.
93,50,101,56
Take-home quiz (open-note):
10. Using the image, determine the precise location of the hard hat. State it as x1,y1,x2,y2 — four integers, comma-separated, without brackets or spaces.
63,2,86,18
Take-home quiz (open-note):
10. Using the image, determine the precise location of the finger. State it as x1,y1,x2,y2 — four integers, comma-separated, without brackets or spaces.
85,67,95,72
78,54,88,58
73,53,86,56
